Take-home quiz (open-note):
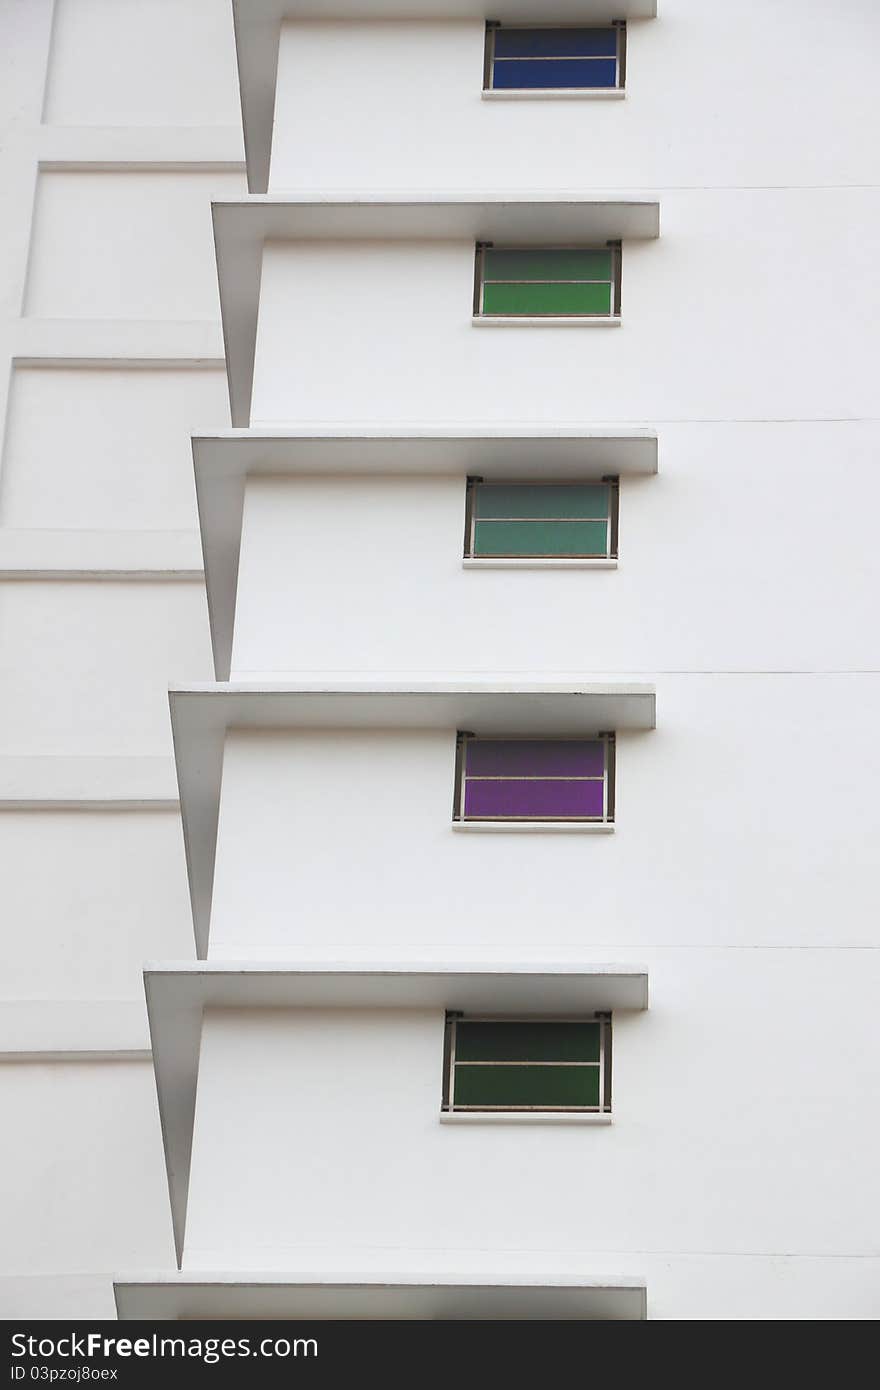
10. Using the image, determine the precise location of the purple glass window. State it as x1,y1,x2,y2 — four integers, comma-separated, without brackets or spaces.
457,737,612,822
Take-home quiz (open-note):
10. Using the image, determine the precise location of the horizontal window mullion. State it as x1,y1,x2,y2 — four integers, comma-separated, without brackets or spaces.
482,278,612,286
467,772,603,783
452,1106,601,1112
475,516,607,522
494,55,616,64
455,1060,599,1068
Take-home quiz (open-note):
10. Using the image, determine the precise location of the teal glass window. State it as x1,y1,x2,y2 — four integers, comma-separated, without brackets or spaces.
475,245,621,318
443,1016,612,1113
464,479,618,559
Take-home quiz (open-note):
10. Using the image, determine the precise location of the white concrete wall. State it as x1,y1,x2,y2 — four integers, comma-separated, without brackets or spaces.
43,0,240,127
185,987,880,1320
1,367,227,531
0,581,211,756
213,0,880,1319
2,809,191,1001
25,170,241,322
0,0,240,1319
270,6,880,193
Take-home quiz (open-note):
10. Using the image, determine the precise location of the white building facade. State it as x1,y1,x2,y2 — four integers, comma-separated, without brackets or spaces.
2,0,878,1322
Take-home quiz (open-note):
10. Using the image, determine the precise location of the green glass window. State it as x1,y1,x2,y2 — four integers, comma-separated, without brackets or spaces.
476,245,621,318
465,479,618,559
443,1016,611,1113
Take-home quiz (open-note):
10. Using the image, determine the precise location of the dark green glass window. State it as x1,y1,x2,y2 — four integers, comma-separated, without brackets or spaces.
443,1016,611,1113
465,480,618,559
476,245,621,318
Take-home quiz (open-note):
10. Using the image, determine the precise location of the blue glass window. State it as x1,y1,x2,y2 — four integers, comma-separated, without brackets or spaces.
487,25,623,91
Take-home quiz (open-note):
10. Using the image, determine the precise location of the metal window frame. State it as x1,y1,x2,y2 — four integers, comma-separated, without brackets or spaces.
463,475,482,558
609,240,623,316
473,241,492,316
605,474,621,559
483,21,626,92
603,730,617,823
453,731,616,824
475,242,622,319
452,730,472,822
482,20,499,90
442,1012,612,1114
615,19,628,90
465,476,619,560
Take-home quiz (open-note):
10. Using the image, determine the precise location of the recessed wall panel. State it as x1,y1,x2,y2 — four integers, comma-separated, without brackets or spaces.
0,582,212,756
0,367,228,531
43,0,240,127
24,171,245,321
0,810,191,1000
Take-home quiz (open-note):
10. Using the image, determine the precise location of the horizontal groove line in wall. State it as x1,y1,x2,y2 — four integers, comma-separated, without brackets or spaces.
0,1051,153,1062
0,800,180,811
0,570,204,581
37,161,245,174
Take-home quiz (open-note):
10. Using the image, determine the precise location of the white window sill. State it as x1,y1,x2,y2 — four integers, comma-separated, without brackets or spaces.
440,1112,612,1126
463,557,617,570
481,89,625,102
452,821,614,835
473,316,621,328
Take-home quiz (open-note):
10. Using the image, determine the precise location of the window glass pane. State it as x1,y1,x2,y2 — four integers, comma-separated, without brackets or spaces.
473,519,609,557
456,1021,601,1063
482,282,612,316
463,778,605,819
454,1063,600,1108
483,249,612,281
493,28,618,59
493,56,618,89
464,739,605,778
475,483,610,520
